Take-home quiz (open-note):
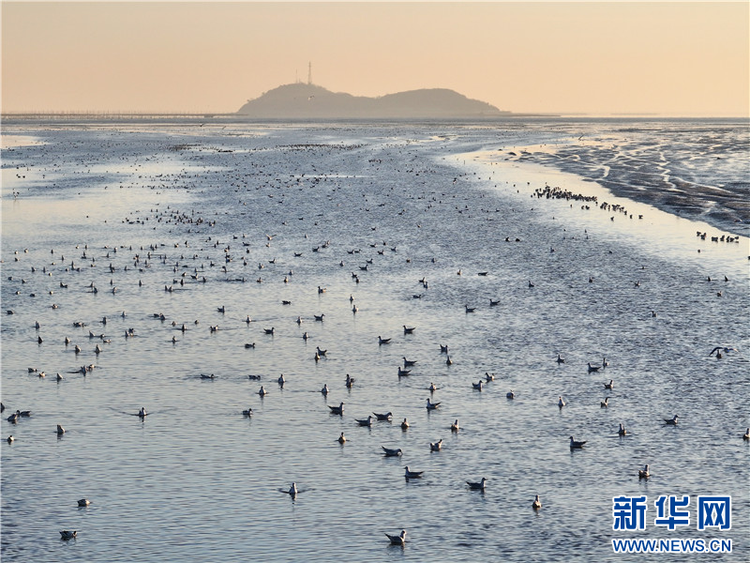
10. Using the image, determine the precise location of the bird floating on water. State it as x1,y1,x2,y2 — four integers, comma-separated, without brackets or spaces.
382,446,403,457
426,398,440,410
373,412,392,421
57,424,66,436
138,407,147,418
60,530,77,540
664,415,679,425
400,418,410,430
618,423,627,436
385,530,406,546
430,439,443,452
638,464,650,479
532,495,542,510
356,415,373,427
466,477,487,491
77,498,91,507
569,436,587,449
337,432,346,444
604,380,614,390
601,397,609,408
506,390,515,399
558,396,566,408
450,419,460,432
328,402,344,416
587,362,601,373
404,466,423,479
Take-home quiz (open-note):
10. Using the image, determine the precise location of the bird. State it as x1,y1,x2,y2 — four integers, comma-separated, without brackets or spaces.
587,362,601,373
345,374,355,388
403,326,416,334
385,530,407,546
320,384,329,396
744,428,750,441
429,382,438,393
430,439,443,452
506,390,515,399
466,477,487,491
556,354,565,364
373,412,393,421
400,418,410,430
138,407,147,418
356,416,374,427
264,327,275,335
404,466,423,479
56,424,66,436
601,397,610,408
378,336,391,345
604,380,614,390
618,423,627,436
337,432,347,444
638,464,650,479
709,346,737,358
426,398,440,410
382,446,403,457
569,436,587,449
397,367,411,377
328,402,344,416
472,380,484,391
7,435,14,444
257,386,267,397
450,419,460,432
484,372,495,382
532,495,542,510
445,355,453,366
664,415,679,425
242,408,253,417
558,396,566,408
77,498,91,507
277,374,285,387
287,483,298,497
465,305,476,313
60,530,77,540
402,356,417,367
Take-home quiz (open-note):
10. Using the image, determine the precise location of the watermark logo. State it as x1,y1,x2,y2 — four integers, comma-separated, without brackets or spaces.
613,495,647,531
654,495,690,530
697,497,731,531
612,495,732,554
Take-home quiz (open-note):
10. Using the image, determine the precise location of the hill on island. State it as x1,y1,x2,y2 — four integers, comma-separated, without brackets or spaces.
236,83,507,119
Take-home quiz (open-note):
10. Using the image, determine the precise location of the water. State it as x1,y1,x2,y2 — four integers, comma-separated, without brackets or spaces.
1,118,748,562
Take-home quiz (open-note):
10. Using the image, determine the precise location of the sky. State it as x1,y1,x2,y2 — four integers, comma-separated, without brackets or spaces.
1,1,748,117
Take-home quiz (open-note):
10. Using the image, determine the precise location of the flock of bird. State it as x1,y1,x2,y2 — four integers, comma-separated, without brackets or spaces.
2,125,745,550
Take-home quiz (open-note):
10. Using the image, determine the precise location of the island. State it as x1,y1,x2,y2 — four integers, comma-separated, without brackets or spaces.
236,83,508,119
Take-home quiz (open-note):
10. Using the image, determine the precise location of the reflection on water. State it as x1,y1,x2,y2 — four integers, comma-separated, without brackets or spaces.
1,120,748,562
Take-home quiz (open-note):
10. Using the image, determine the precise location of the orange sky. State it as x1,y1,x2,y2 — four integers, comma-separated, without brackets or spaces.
2,2,748,116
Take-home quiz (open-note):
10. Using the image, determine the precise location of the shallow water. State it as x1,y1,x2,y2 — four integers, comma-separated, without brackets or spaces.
1,119,748,562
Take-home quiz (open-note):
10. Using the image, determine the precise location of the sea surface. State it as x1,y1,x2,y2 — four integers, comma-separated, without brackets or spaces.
1,118,748,562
